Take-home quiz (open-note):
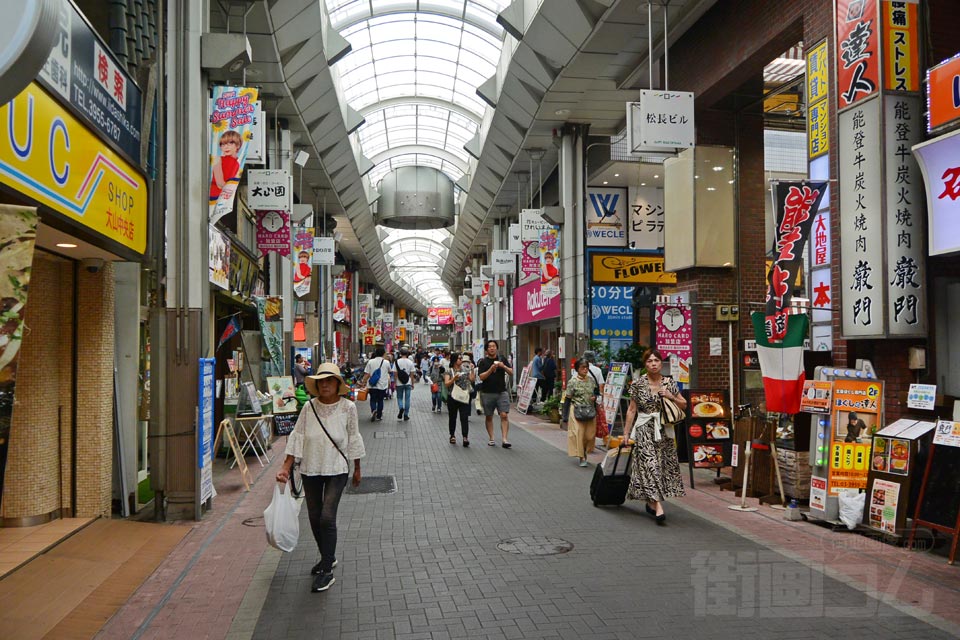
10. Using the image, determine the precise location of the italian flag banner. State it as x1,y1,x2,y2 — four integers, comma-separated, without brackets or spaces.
751,312,808,414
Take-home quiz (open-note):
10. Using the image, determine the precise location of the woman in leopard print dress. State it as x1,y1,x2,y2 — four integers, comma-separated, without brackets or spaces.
624,348,686,522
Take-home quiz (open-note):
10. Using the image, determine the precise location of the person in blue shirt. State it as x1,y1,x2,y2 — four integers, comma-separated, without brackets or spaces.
530,347,546,402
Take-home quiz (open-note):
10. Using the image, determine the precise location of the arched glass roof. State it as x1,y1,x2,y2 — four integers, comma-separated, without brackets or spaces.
326,0,511,307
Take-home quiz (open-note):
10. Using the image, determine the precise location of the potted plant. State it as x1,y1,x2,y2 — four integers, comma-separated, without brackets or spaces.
540,394,562,423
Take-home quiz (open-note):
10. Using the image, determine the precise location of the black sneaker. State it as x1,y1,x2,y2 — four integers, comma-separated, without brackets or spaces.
403,415,410,421
398,410,404,419
311,571,335,592
311,559,337,575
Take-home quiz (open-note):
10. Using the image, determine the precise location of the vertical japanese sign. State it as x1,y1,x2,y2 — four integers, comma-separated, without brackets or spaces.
836,0,880,109
209,86,259,224
198,358,215,503
292,227,314,299
839,97,884,336
628,187,665,250
255,210,291,257
538,226,561,298
0,206,38,512
881,0,919,92
807,39,830,158
884,96,925,335
655,303,693,384
764,182,826,340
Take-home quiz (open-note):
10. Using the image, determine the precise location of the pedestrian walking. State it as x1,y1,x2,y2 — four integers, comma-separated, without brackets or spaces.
394,350,416,421
444,352,475,446
361,347,390,421
428,354,444,412
477,339,514,448
275,363,365,592
530,347,546,402
541,350,557,400
623,347,687,523
565,358,599,467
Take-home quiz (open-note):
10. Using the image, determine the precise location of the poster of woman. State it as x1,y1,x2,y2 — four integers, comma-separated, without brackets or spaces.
292,227,314,298
538,226,560,298
209,86,259,224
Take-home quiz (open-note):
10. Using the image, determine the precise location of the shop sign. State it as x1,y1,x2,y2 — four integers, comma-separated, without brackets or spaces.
357,293,372,334
484,304,494,328
255,210,290,257
829,379,883,495
686,390,733,473
247,169,291,211
0,83,148,254
427,307,453,325
479,276,491,305
209,86,259,224
292,227,314,299
807,39,830,159
839,97,884,337
884,95,926,335
538,226,560,297
807,40,829,105
513,279,560,325
591,286,633,345
627,186,664,251
881,0,920,92
799,380,833,413
198,358,215,503
807,99,830,159
591,254,676,285
655,302,692,383
811,267,832,323
836,0,880,109
313,236,335,265
812,324,833,351
913,128,960,256
633,90,695,149
927,54,960,132
382,312,394,324
38,1,143,164
933,420,960,448
811,210,831,267
490,249,514,274
508,223,522,253
209,225,230,290
520,208,549,242
586,187,627,247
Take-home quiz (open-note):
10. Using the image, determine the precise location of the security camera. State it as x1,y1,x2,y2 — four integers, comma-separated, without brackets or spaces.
81,258,104,274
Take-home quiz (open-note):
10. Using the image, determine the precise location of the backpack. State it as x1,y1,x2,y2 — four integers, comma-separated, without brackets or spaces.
368,359,385,386
396,362,410,385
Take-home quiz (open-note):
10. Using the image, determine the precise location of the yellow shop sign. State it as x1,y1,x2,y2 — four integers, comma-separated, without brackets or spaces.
591,253,676,285
0,83,147,254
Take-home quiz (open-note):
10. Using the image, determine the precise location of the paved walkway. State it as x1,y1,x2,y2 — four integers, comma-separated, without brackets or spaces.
89,385,960,640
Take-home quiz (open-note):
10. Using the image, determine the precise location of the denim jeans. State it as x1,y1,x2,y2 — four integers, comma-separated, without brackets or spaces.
301,473,348,573
396,384,412,416
431,389,442,410
368,388,386,418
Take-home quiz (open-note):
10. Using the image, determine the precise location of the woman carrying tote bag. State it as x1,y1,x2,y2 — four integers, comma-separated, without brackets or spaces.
566,358,599,467
444,353,475,446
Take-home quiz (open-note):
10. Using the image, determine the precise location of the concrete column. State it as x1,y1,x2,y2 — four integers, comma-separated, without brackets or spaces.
113,262,141,514
559,131,577,361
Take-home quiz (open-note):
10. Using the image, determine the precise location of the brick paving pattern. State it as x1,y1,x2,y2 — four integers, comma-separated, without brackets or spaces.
250,387,957,640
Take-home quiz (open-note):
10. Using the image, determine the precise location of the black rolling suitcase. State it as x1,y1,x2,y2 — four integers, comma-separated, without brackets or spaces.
589,445,632,507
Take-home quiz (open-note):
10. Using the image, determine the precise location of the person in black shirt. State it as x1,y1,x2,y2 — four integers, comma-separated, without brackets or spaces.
477,339,514,448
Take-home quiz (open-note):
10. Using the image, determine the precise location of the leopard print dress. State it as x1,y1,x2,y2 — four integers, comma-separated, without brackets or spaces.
625,375,686,502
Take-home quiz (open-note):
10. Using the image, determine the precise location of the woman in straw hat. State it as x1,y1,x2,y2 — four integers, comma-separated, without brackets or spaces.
277,363,365,593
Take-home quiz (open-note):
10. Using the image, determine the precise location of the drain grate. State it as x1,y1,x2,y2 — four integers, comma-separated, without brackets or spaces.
346,475,397,495
497,536,574,556
374,431,407,439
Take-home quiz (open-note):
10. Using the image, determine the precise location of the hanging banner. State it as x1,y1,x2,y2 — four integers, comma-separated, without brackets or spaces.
586,187,627,247
292,227,314,299
209,86,259,224
209,225,230,289
427,307,454,325
521,208,550,242
255,297,284,376
521,241,540,284
538,226,561,298
333,272,351,323
836,0,880,109
246,101,266,164
358,293,372,335
313,236,335,265
627,187,664,251
764,182,827,340
0,205,38,512
508,223,522,253
198,358,216,503
491,249,515,275
655,302,693,383
255,210,291,257
247,169,291,211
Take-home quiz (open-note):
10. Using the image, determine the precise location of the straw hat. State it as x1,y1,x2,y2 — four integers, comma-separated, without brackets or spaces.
304,362,351,397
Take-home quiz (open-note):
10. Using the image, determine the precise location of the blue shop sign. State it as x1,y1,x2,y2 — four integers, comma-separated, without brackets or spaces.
591,286,634,340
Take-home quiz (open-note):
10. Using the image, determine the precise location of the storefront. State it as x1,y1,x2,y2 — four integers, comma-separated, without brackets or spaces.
512,279,560,375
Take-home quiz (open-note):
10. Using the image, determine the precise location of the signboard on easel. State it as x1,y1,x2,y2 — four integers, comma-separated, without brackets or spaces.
600,362,630,426
215,419,251,491
516,377,538,415
909,420,960,564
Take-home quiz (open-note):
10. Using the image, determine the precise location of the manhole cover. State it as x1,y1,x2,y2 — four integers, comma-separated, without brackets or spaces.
346,475,397,495
497,536,574,556
374,431,407,438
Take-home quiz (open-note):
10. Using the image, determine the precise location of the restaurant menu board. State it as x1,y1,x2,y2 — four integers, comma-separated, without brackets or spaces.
799,380,833,414
828,380,883,496
933,420,960,448
871,436,910,475
684,390,732,486
273,413,297,436
601,362,631,425
869,479,901,533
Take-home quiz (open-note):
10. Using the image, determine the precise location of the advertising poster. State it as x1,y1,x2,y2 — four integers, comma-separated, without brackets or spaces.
601,363,631,425
516,377,539,415
209,86,259,224
255,210,291,257
685,391,732,476
209,225,230,289
358,293,372,333
256,296,284,376
655,303,693,383
333,273,350,323
586,187,628,247
538,226,560,297
810,476,828,511
591,286,634,354
933,420,960,448
292,227,314,298
869,479,900,533
800,380,833,413
829,380,883,495
521,241,540,283
907,384,936,410
266,376,297,414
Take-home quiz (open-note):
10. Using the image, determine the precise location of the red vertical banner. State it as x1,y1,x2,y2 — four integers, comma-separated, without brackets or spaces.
836,0,880,109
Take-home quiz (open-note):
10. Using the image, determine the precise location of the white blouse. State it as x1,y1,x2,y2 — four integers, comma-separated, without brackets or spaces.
285,398,365,476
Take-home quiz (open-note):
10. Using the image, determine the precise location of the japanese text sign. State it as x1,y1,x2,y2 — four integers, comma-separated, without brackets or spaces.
806,40,829,105
513,279,560,325
881,0,919,92
635,90,694,148
628,187,664,251
247,169,291,211
829,379,883,495
256,210,290,257
655,303,692,383
313,236,335,265
836,0,880,109
807,39,830,159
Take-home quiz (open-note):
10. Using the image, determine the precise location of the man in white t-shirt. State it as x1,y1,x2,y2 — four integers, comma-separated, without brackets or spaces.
394,350,417,421
361,347,390,421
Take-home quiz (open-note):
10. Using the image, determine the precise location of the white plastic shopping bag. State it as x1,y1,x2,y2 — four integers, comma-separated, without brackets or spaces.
264,482,301,552
837,489,865,530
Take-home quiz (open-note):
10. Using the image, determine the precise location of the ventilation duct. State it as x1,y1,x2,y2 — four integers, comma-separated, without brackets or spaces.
375,166,455,230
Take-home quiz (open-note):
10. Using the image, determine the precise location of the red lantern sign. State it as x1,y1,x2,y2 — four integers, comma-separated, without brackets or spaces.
497,278,505,287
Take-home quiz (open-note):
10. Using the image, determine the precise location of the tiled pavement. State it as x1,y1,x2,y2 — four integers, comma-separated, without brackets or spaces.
246,387,959,640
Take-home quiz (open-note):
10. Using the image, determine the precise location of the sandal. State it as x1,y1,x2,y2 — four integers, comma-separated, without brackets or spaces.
487,440,495,446
449,436,457,444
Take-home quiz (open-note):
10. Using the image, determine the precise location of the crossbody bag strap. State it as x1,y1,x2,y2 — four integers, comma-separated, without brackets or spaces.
308,400,350,466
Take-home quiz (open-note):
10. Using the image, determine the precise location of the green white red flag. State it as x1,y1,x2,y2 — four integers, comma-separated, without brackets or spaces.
751,311,808,414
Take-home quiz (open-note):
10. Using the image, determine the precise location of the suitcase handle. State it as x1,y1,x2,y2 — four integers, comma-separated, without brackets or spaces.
609,444,631,475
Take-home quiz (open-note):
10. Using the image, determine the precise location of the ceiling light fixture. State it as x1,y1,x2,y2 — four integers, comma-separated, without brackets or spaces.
614,173,620,177
603,181,608,185
654,174,659,179
56,243,77,248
